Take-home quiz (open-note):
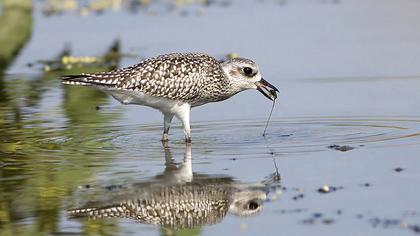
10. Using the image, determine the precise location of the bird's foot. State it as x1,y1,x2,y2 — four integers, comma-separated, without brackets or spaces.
185,137,191,143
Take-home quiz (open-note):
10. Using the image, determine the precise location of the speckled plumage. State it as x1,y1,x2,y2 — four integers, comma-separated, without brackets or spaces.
69,183,232,228
62,53,230,106
68,144,268,229
62,53,278,142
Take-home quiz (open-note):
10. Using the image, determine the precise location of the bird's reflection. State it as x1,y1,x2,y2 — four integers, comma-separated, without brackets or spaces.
68,143,281,229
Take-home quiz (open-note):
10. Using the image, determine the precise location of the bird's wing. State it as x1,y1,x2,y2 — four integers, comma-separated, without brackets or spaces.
62,53,223,101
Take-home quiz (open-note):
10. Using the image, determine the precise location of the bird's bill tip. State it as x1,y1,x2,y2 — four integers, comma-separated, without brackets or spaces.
255,78,279,101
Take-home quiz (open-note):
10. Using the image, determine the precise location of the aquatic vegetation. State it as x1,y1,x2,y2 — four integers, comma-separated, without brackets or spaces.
32,40,123,72
0,40,123,236
226,52,239,60
40,0,232,16
0,73,120,236
0,0,33,71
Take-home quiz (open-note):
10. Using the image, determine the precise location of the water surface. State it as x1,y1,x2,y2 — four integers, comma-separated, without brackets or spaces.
2,1,420,235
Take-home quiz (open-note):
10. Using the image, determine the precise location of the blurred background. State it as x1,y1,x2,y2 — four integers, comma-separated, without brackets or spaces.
2,0,420,235
3,0,420,120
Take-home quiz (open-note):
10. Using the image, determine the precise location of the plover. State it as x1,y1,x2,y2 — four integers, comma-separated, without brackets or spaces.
62,53,278,142
69,144,269,228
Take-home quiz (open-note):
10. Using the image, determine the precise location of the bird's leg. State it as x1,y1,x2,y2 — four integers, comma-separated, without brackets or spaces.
162,113,174,142
183,117,191,143
175,104,191,143
178,143,192,181
162,141,176,170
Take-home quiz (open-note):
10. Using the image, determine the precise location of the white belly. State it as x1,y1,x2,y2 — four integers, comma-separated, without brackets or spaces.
104,89,186,114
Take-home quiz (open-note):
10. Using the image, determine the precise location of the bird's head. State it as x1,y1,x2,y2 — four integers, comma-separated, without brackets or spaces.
222,58,279,100
228,190,266,217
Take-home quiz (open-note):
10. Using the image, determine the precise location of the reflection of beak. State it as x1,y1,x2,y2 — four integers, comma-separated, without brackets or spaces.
255,78,279,101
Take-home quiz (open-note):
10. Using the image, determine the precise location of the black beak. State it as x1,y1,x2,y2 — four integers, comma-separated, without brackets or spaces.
255,78,279,101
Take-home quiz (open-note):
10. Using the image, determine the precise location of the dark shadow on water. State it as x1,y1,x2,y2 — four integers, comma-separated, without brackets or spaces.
68,143,282,234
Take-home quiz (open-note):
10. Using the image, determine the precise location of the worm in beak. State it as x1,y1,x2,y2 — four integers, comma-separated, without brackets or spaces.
255,78,279,101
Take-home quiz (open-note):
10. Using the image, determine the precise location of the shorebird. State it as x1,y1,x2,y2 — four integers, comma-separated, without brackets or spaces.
68,144,276,229
62,53,278,142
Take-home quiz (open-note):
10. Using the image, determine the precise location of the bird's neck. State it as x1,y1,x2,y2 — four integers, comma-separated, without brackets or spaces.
220,65,244,97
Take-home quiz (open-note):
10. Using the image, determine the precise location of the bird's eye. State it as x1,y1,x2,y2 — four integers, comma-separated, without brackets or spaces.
247,200,259,210
243,67,253,76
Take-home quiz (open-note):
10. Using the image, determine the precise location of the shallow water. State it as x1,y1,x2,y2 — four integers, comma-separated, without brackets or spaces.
2,73,420,235
2,0,420,235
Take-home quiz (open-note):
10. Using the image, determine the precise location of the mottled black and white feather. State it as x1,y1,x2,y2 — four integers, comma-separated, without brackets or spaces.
61,53,229,104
